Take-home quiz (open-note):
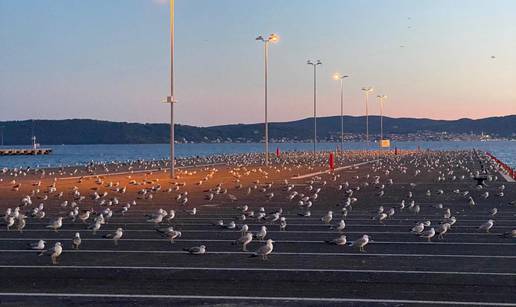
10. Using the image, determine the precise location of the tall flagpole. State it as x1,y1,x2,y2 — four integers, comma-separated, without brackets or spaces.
264,40,269,165
161,0,176,178
169,0,175,178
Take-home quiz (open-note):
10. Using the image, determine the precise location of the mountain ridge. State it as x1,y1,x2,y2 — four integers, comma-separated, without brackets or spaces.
0,115,514,145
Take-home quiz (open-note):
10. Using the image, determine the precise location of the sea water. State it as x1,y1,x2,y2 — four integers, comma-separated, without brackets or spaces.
0,141,515,169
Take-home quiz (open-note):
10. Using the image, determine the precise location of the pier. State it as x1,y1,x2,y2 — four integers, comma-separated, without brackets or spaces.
0,136,52,156
0,150,514,305
0,148,52,156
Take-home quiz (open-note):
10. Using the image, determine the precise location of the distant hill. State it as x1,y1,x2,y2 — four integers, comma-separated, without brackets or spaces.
0,115,514,145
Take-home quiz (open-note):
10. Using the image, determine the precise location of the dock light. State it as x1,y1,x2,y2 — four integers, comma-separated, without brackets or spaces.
377,95,388,144
361,87,374,147
256,33,280,165
333,73,349,151
307,60,322,154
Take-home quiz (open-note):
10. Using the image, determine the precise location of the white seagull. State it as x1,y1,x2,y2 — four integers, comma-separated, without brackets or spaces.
251,239,274,260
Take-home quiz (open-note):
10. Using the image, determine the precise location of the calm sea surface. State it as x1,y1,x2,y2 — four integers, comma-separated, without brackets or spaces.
0,141,515,169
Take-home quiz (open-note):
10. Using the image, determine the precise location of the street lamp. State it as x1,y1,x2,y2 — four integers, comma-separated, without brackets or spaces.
256,33,279,166
307,60,322,154
361,87,374,147
333,73,349,151
377,95,387,142
162,0,176,178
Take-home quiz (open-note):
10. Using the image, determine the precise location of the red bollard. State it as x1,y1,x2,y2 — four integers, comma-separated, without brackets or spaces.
329,152,335,170
276,147,280,158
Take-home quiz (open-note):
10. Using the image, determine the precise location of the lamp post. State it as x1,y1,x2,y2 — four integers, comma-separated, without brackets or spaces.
361,87,374,147
161,0,177,178
307,60,322,154
377,95,387,142
256,33,279,166
333,73,349,151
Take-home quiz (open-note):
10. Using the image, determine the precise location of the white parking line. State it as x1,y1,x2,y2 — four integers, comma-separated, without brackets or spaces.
0,265,513,276
0,238,514,246
17,222,515,228
0,229,505,235
30,215,516,222
1,249,514,258
0,292,513,306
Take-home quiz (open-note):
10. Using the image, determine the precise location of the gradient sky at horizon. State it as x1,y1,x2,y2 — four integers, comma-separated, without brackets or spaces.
1,0,515,126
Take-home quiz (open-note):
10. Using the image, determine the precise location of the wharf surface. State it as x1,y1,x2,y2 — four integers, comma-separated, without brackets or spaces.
0,150,514,306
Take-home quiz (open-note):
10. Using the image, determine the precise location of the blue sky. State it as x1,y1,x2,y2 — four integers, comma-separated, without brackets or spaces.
1,0,515,126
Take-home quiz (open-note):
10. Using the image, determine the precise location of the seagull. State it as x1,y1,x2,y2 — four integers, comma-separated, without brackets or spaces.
163,229,182,243
350,235,370,252
183,245,206,255
5,216,14,230
234,232,253,251
478,219,494,233
373,213,388,224
46,217,63,232
16,218,26,233
443,208,451,219
334,220,346,232
436,223,450,240
251,239,274,260
166,210,176,223
490,208,498,216
279,217,287,231
89,220,102,235
442,216,457,227
411,222,425,234
103,228,124,245
468,197,476,207
268,212,280,224
321,211,333,224
146,213,165,224
341,207,348,217
222,221,236,230
156,226,181,243
255,226,267,241
419,227,436,242
39,242,63,264
240,224,249,234
28,240,46,250
72,232,82,249
185,208,197,215
237,204,249,213
325,234,347,245
387,207,395,217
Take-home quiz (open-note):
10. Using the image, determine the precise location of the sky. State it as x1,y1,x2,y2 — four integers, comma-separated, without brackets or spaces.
1,0,515,126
